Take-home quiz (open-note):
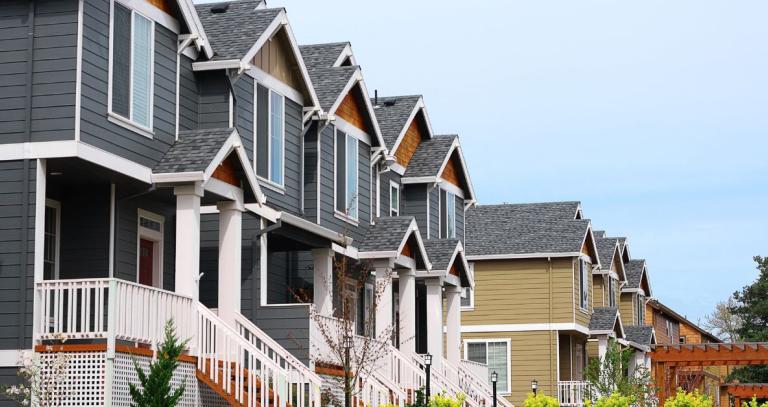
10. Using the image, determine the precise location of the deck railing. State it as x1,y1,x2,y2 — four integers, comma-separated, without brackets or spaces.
558,381,591,407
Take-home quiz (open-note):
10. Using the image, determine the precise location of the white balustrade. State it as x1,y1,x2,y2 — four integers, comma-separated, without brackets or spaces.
558,381,591,407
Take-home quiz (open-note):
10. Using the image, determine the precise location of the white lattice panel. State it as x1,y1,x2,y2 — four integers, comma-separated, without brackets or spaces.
39,351,106,406
198,380,231,407
112,352,199,407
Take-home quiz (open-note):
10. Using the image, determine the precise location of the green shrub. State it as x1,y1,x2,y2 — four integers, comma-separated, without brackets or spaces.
664,389,713,407
743,397,768,407
589,393,635,407
129,320,189,407
429,392,466,407
524,393,560,407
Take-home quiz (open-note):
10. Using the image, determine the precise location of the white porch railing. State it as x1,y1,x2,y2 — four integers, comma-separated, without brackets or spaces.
558,381,591,407
459,359,488,383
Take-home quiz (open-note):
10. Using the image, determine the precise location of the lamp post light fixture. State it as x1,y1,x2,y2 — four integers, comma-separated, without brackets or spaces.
424,354,433,403
491,371,498,407
531,378,539,396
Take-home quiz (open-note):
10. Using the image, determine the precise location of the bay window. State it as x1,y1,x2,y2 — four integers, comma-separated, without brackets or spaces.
335,130,359,220
466,340,510,393
111,3,153,130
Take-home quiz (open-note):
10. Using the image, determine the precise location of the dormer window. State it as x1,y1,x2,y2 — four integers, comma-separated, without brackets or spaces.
335,130,359,220
389,182,400,216
110,3,154,131
440,190,456,238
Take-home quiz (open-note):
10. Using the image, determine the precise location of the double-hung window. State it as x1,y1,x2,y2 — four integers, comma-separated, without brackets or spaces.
608,276,617,307
466,340,510,394
440,189,456,238
389,182,400,216
335,130,359,220
579,259,589,310
637,294,646,324
111,3,153,130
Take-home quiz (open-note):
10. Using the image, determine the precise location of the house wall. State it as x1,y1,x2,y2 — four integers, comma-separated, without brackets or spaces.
462,258,578,325
0,160,36,351
593,274,606,307
0,366,22,406
197,70,229,129
619,292,637,327
574,260,592,327
177,55,199,131
0,0,79,145
403,184,428,238
462,330,558,407
378,167,402,218
80,0,178,167
652,310,680,345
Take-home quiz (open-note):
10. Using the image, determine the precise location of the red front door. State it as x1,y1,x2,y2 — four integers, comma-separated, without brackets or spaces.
139,239,154,286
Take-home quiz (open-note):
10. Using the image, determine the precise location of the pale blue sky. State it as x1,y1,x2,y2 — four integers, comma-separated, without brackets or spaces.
200,0,768,324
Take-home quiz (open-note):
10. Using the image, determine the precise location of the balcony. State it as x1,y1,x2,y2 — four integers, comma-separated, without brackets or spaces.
558,381,591,407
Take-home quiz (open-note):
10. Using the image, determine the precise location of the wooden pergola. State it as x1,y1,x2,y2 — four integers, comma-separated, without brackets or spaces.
722,384,768,407
650,343,768,405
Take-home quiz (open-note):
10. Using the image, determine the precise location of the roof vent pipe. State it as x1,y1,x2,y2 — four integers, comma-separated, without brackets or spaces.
210,3,229,13
374,90,378,106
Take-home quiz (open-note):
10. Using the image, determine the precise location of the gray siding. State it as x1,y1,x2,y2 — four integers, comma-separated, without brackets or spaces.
456,193,465,244
403,184,428,238
429,186,439,239
0,160,36,351
378,169,402,218
302,124,318,222
234,75,254,158
0,366,21,407
197,70,229,129
0,0,78,144
178,55,199,131
80,0,177,167
317,123,371,243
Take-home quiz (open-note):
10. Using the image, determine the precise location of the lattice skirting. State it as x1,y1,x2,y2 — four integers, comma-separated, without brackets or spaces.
112,352,198,406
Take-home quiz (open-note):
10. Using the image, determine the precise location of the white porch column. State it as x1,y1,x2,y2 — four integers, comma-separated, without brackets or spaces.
398,268,416,355
174,183,203,301
374,260,394,343
445,285,462,367
425,278,443,369
312,248,334,316
217,201,244,327
598,335,609,360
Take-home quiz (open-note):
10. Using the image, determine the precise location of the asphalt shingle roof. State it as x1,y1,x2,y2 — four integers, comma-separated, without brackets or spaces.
625,325,655,345
302,65,357,113
196,1,281,61
423,239,460,271
625,259,646,289
371,95,422,150
590,307,619,332
154,128,234,173
594,230,606,238
596,237,619,271
403,135,456,178
358,217,416,253
466,204,591,257
299,42,348,69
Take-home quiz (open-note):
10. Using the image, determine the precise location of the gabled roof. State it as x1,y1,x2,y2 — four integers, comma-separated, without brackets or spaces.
153,128,265,204
304,65,358,113
590,307,624,337
422,239,472,287
299,42,352,69
594,230,606,238
595,237,618,272
401,135,477,201
195,1,278,61
624,259,651,295
372,95,433,151
624,325,656,346
176,0,215,58
472,201,582,223
647,299,722,343
357,217,431,270
466,204,595,259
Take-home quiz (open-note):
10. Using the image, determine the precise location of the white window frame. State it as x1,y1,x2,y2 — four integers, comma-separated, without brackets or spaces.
637,294,646,325
107,1,155,137
44,199,61,280
389,181,400,216
463,339,511,394
333,128,360,223
136,209,164,289
579,259,589,311
460,286,474,310
445,189,456,239
608,276,617,307
263,89,286,189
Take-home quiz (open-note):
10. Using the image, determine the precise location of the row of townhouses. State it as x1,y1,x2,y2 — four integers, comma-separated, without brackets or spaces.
0,0,721,406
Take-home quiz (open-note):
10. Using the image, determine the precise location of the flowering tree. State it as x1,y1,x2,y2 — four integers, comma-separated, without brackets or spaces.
2,339,72,406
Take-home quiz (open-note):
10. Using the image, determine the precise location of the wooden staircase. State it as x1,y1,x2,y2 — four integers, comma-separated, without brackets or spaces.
196,358,280,407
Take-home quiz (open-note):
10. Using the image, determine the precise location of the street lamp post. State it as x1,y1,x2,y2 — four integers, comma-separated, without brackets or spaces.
531,378,539,396
491,371,498,407
424,354,433,403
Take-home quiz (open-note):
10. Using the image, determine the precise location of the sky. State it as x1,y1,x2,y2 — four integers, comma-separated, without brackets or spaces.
197,0,768,325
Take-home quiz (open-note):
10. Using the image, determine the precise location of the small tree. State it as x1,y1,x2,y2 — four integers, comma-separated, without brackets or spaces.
702,297,742,343
728,256,768,383
129,319,189,407
2,343,72,406
585,340,655,405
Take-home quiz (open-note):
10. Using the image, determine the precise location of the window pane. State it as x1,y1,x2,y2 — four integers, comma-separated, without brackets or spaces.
132,13,152,127
335,131,346,212
446,192,456,238
111,4,131,118
487,342,509,392
467,343,487,364
460,287,471,307
346,135,358,219
390,184,399,216
256,85,269,177
269,92,284,184
43,206,57,280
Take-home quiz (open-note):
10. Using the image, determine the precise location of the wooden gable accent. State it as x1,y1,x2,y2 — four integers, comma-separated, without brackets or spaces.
449,263,459,277
439,154,462,188
400,239,414,258
336,84,372,134
145,0,176,15
395,113,425,167
581,233,598,262
252,28,305,94
212,155,240,187
612,250,623,275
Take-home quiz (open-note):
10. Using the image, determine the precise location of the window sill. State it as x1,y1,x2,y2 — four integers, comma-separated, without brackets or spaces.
460,307,475,312
107,112,154,139
334,211,359,226
257,176,286,194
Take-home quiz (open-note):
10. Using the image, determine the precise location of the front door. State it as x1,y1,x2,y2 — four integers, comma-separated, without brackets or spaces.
139,238,154,286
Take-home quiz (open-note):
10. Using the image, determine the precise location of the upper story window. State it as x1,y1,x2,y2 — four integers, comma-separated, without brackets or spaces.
389,182,400,216
579,259,589,310
335,130,359,220
608,276,617,307
460,287,474,309
111,3,154,130
440,189,456,238
637,294,646,324
255,89,286,187
43,200,61,280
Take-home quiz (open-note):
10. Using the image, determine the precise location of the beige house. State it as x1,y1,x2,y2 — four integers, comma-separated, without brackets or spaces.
462,202,601,406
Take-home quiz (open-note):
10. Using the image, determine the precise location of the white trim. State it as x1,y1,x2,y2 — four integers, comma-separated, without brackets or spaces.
265,89,286,187
445,189,456,239
175,0,213,58
136,208,164,289
433,140,477,201
332,43,355,67
460,286,475,310
390,97,431,153
333,127,360,221
152,171,204,184
466,252,582,261
107,112,154,138
247,67,304,106
192,59,242,71
438,178,465,199
316,122,322,224
437,185,442,238
74,0,84,141
43,199,61,280
204,178,244,205
108,184,115,278
463,338,512,394
389,180,400,216
334,210,359,226
33,160,46,284
259,217,268,306
335,117,372,146
115,0,180,33
401,176,437,184
277,211,351,245
389,162,406,176
228,92,233,128
461,323,590,335
0,350,23,367
78,142,152,183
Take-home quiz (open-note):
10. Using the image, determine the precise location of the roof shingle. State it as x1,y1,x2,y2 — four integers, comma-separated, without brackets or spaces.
403,135,456,178
371,95,422,150
358,217,416,253
299,42,348,69
596,237,619,271
423,239,460,271
195,1,281,61
625,325,655,345
301,65,357,113
590,307,620,332
625,259,646,289
154,128,234,174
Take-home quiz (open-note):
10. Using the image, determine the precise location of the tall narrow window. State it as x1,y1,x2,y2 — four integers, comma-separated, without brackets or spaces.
460,287,473,308
579,259,589,309
637,294,646,324
43,200,61,280
445,191,456,238
111,4,153,129
389,182,400,216
608,276,617,307
335,130,359,220
466,341,510,394
269,91,284,185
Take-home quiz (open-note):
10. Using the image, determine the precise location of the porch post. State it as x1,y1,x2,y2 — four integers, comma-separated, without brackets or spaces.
398,268,416,355
373,259,394,343
174,183,203,301
445,285,462,367
312,248,334,316
425,278,443,368
598,335,609,360
217,201,244,327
